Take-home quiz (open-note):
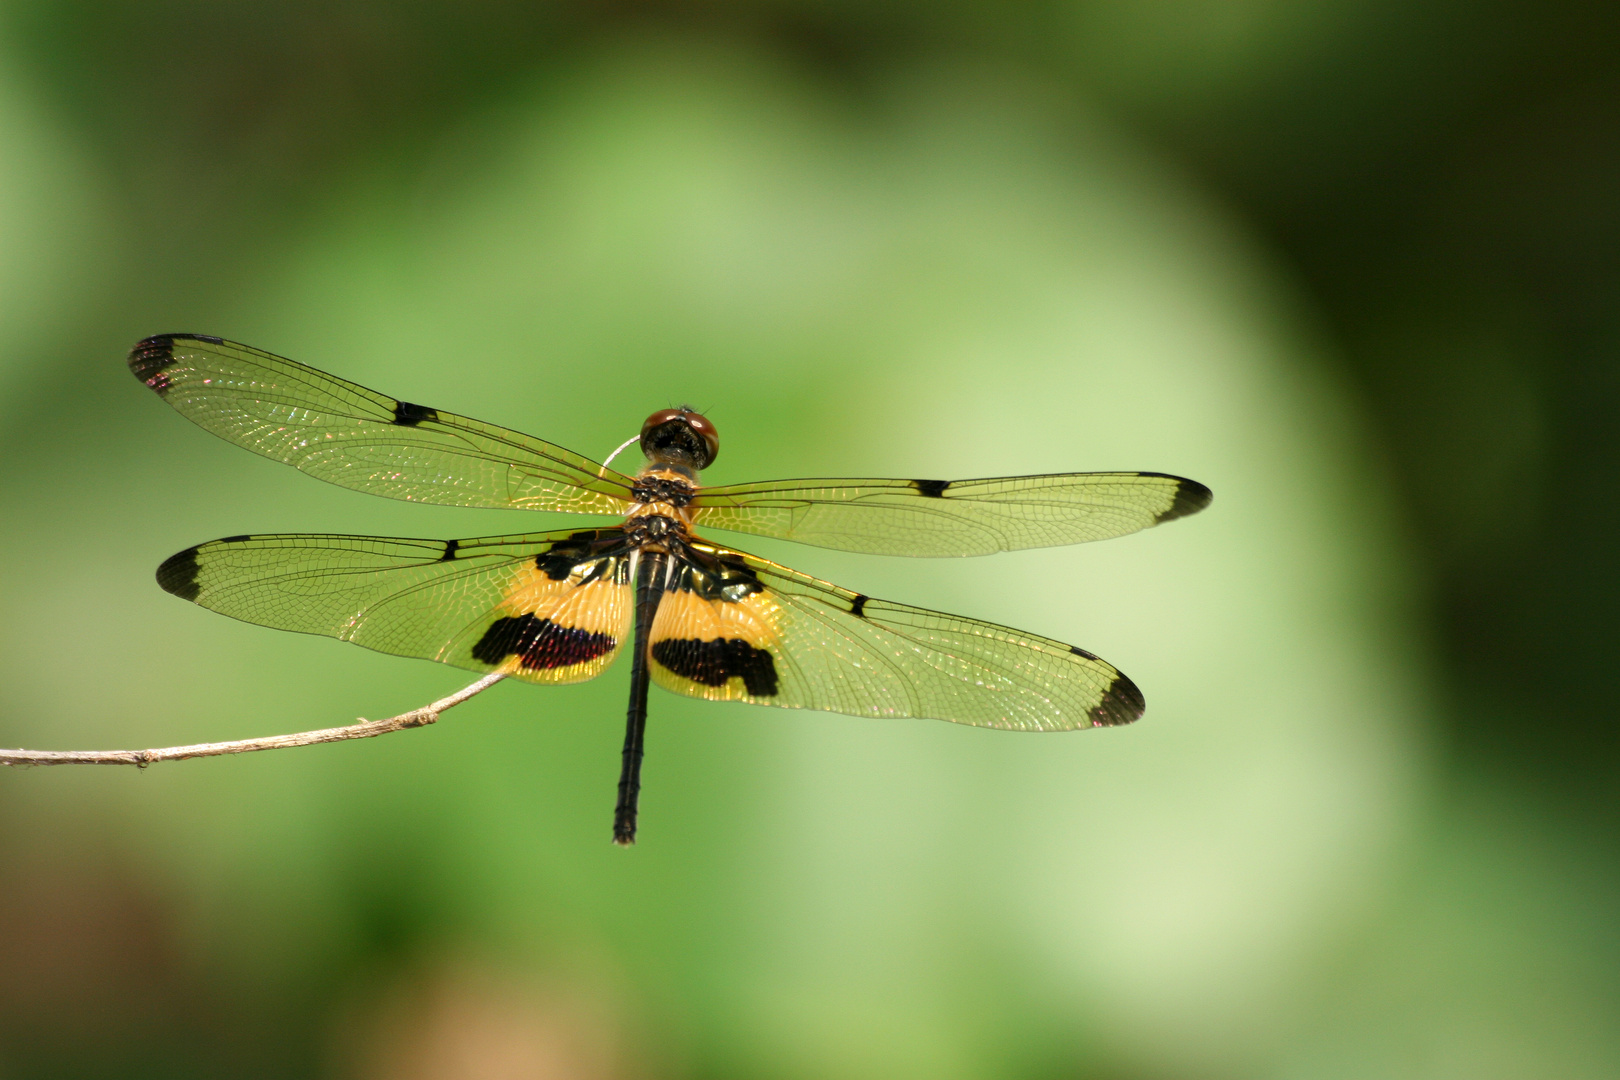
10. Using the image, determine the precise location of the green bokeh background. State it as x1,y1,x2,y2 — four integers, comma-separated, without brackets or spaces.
1,4,1616,1078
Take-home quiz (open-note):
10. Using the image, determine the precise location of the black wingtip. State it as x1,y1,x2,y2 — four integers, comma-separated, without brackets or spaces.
128,335,178,394
1153,476,1213,524
155,546,202,601
1086,665,1145,727
128,333,225,395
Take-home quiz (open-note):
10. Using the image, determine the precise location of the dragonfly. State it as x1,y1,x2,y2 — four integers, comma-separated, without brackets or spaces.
130,334,1211,844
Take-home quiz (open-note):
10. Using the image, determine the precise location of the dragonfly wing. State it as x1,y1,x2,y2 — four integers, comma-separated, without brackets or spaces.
647,539,1143,730
157,528,635,684
690,472,1210,557
129,334,635,515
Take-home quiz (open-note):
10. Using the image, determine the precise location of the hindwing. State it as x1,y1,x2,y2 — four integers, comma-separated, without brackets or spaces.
158,528,634,683
647,538,1143,730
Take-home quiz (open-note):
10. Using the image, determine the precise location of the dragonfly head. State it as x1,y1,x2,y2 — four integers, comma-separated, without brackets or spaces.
640,407,719,471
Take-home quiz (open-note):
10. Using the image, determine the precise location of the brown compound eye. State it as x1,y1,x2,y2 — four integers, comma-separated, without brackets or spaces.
640,407,720,469
680,409,719,465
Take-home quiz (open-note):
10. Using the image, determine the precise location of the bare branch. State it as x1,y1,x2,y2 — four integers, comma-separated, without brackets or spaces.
0,672,508,767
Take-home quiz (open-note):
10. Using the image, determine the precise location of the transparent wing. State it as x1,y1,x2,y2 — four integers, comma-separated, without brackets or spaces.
647,539,1143,730
690,472,1211,557
157,528,634,684
129,334,635,514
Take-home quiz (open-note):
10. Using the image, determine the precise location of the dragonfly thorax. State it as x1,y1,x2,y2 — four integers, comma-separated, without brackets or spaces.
629,474,696,508
626,469,697,547
625,512,684,549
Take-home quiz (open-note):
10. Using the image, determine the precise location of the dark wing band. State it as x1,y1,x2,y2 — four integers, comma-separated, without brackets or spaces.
129,334,635,514
156,528,634,684
647,539,1144,730
690,472,1211,557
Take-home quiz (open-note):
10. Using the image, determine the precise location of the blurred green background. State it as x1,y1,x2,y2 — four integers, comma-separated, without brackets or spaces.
0,2,1616,1077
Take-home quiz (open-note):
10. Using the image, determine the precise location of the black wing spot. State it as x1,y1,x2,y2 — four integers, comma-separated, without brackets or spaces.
392,400,439,426
911,479,951,498
218,534,252,544
471,615,616,670
850,594,869,618
439,539,459,562
181,334,225,345
652,638,778,696
128,335,179,394
1088,673,1145,727
1069,645,1100,661
156,547,202,601
669,546,766,601
535,531,613,580
1145,475,1213,523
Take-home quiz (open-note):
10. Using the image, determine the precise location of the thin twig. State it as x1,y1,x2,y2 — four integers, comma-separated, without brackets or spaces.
0,671,508,767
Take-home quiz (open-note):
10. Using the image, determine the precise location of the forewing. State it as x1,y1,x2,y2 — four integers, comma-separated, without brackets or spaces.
647,540,1143,730
691,472,1210,556
129,334,635,514
157,528,634,684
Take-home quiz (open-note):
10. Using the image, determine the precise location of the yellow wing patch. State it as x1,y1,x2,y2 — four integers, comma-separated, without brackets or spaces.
470,560,632,684
652,588,780,649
